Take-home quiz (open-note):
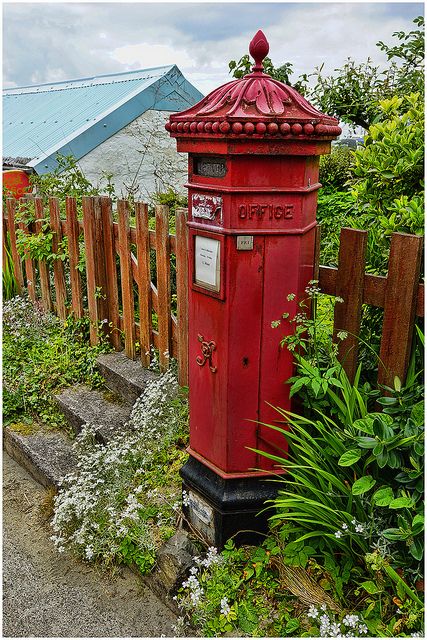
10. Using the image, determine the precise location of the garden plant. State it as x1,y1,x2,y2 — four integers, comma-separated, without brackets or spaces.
2,14,424,639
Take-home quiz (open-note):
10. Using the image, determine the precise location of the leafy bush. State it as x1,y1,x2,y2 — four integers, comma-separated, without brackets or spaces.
319,146,355,192
3,295,110,427
51,369,188,573
352,93,424,234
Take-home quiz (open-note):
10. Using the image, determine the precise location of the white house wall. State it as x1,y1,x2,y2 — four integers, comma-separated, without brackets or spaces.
78,110,188,199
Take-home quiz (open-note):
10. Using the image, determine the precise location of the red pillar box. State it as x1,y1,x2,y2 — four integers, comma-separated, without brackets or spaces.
166,31,341,546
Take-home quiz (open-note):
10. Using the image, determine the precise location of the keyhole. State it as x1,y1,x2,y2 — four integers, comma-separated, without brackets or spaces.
242,357,249,367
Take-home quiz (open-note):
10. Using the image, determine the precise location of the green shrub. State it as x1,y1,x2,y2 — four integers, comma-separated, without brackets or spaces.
319,146,355,192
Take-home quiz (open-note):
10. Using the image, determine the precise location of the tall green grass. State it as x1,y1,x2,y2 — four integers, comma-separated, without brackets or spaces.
3,233,20,300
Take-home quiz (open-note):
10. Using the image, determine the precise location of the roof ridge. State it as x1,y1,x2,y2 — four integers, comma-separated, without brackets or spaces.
4,65,175,93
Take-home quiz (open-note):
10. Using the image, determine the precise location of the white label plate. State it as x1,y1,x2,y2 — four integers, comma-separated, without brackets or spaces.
195,236,220,291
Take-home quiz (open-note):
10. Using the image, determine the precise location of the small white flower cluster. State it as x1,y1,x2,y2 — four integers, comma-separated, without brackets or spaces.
334,520,366,539
51,368,185,565
220,596,231,616
307,605,368,637
193,546,222,569
3,294,57,340
175,547,223,614
182,490,191,507
181,573,204,607
305,283,321,297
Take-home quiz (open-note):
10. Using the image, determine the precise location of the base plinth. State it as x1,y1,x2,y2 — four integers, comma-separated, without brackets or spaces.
180,456,282,548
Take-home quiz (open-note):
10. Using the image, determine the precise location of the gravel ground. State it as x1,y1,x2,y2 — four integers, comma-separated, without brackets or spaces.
2,452,178,638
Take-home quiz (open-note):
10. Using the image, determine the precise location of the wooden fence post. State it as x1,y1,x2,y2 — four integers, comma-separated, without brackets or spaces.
333,228,368,382
175,208,189,386
118,199,136,359
65,196,83,319
378,232,423,388
82,196,100,345
49,197,67,320
101,196,122,350
18,198,36,302
34,197,52,311
155,205,171,372
135,202,152,367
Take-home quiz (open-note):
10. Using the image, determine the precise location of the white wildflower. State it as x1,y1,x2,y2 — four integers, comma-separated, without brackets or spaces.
343,614,359,629
334,530,343,538
220,596,231,616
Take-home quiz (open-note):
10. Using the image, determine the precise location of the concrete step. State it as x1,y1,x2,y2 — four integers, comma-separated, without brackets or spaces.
96,352,157,405
3,425,77,489
55,385,132,443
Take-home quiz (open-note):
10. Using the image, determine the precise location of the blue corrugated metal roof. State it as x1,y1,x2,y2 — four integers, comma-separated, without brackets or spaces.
3,66,203,173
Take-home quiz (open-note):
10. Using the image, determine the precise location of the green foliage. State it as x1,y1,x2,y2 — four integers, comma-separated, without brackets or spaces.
176,540,305,637
319,146,354,192
307,16,424,130
30,154,114,202
3,295,110,428
377,16,425,97
316,191,357,266
3,232,20,300
351,93,424,238
228,55,308,94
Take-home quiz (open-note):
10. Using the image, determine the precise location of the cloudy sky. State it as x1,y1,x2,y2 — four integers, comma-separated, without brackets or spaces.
3,1,424,95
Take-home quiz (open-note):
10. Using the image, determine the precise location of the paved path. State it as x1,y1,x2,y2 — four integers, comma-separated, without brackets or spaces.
3,452,177,637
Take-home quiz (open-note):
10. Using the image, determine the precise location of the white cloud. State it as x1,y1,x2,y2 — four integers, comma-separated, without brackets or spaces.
111,42,193,70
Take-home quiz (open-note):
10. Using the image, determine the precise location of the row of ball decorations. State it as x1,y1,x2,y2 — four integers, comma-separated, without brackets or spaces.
166,120,341,137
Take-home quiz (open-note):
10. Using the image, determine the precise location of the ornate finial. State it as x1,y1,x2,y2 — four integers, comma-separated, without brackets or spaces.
249,30,269,72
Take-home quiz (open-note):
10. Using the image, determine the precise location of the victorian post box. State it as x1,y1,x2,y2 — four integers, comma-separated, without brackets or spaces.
166,31,341,546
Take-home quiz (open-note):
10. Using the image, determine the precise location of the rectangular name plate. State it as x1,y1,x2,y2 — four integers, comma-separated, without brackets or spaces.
192,194,222,221
195,235,221,292
237,235,254,250
194,157,227,178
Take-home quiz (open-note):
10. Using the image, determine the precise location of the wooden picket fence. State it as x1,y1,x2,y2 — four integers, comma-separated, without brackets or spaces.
3,196,424,390
4,195,189,386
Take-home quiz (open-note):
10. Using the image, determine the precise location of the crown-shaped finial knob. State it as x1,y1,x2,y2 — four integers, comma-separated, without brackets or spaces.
249,30,269,72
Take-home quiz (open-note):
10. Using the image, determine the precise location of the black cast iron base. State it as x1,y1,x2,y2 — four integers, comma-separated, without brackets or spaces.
180,456,281,548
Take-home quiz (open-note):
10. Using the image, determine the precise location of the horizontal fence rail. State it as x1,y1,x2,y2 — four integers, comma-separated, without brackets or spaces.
3,197,424,391
317,226,424,388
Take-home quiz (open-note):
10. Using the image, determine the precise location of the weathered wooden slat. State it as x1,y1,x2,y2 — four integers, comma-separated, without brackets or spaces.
34,198,52,311
117,199,136,359
17,199,36,301
333,228,368,382
135,202,152,367
49,197,67,320
155,205,171,372
93,197,109,333
112,221,177,253
6,199,24,291
65,197,83,319
378,233,423,388
82,197,99,344
318,266,424,318
100,196,121,350
175,208,189,386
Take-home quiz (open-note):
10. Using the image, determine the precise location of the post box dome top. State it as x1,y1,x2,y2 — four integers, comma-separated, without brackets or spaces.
166,30,341,140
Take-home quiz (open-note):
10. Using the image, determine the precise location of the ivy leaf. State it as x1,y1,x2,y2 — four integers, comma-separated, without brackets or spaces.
352,475,376,495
